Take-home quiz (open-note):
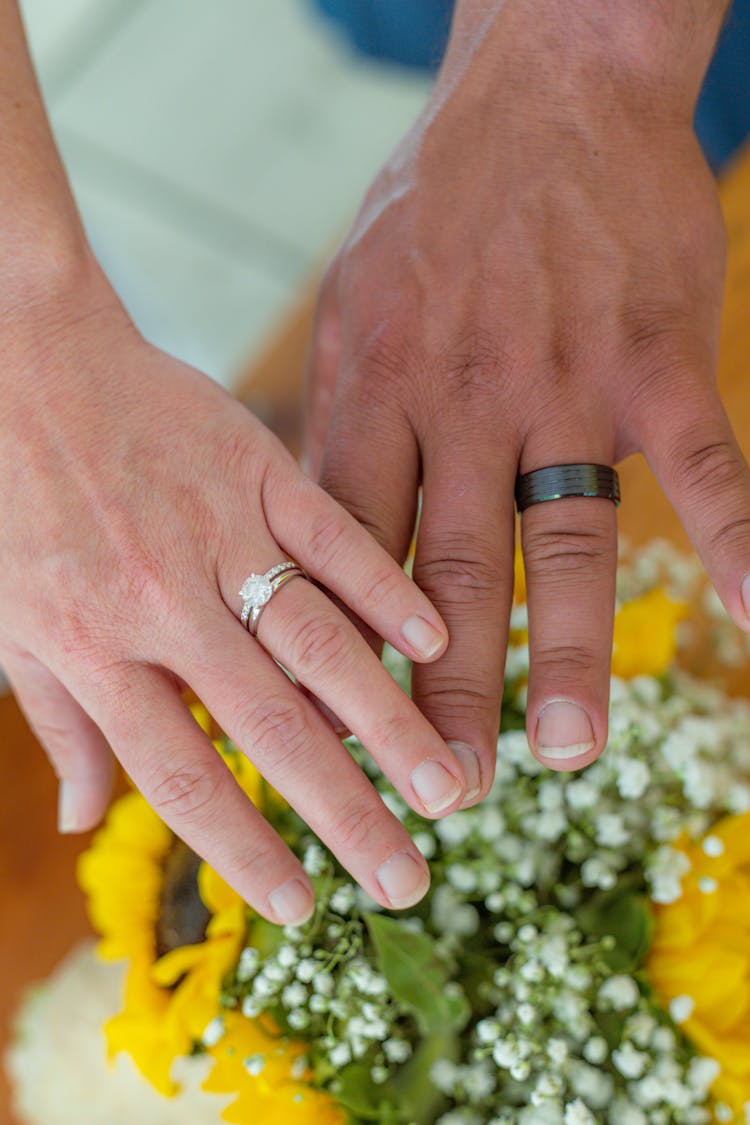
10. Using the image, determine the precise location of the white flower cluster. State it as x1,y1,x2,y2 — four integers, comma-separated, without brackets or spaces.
219,548,750,1124
227,868,413,1086
427,903,720,1124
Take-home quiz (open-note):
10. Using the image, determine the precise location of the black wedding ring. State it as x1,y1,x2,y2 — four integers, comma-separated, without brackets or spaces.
515,464,621,513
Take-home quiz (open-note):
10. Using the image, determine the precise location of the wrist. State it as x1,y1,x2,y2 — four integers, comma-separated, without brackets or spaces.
0,217,100,326
443,0,729,116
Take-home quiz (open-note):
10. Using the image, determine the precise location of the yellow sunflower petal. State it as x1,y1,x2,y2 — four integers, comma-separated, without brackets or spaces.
513,547,526,605
647,814,750,1111
611,588,686,680
198,861,245,919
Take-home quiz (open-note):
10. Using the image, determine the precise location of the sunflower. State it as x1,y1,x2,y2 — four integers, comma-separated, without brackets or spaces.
77,705,252,1096
647,812,750,1120
611,587,687,680
202,1012,346,1125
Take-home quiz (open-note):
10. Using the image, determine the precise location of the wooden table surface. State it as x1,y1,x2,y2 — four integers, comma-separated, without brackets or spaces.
3,146,750,1123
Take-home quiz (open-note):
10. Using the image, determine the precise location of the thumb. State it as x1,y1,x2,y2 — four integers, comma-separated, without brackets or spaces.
3,651,114,833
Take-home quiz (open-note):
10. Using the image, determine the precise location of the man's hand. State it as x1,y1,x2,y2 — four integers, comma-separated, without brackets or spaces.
306,0,746,788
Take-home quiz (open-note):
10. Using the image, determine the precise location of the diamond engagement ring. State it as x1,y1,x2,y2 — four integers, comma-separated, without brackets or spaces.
239,562,307,635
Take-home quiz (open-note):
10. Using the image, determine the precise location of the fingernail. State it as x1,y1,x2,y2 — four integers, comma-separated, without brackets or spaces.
448,740,482,802
411,759,462,813
58,780,81,834
269,877,315,925
741,574,750,620
536,700,594,761
376,851,430,909
401,615,446,659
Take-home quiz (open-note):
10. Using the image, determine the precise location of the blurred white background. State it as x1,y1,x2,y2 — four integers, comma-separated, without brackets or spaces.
19,0,431,386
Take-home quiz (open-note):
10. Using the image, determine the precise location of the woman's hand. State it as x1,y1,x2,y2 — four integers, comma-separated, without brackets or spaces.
0,256,476,924
305,0,747,785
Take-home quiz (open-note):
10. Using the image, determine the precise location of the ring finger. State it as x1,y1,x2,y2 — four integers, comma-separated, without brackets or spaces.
520,442,618,771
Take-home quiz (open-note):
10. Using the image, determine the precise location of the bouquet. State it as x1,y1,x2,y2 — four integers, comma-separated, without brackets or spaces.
10,541,750,1125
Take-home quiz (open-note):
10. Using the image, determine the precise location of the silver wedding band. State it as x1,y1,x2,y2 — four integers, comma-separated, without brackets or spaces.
515,464,621,513
239,561,307,636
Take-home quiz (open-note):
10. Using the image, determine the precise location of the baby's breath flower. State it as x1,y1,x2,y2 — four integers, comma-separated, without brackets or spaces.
431,1058,460,1092
302,843,327,876
329,1042,351,1068
312,970,334,996
446,864,478,894
612,1042,649,1079
546,1038,569,1067
477,1018,501,1044
582,1037,607,1065
281,982,307,1009
413,830,437,858
383,1038,412,1063
597,975,640,1011
564,1098,596,1125
330,884,356,915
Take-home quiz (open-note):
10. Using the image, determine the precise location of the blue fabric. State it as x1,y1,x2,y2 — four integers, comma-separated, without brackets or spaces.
312,0,750,171
313,0,452,69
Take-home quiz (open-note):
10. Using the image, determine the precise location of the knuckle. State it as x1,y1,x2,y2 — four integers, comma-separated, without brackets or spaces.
707,513,750,558
440,329,510,398
289,615,352,680
303,510,350,570
228,840,286,891
148,762,223,824
672,437,745,499
329,799,385,855
354,324,413,389
359,565,404,608
618,301,696,367
522,526,610,581
532,642,598,679
416,677,498,726
370,709,415,754
241,695,311,762
416,539,504,604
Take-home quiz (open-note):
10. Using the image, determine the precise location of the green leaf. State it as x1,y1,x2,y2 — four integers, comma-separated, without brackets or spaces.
392,1030,461,1124
332,1064,383,1121
459,951,499,1011
577,892,655,972
364,914,469,1034
249,917,285,958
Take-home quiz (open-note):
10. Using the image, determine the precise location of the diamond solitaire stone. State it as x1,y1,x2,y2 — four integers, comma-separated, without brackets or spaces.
239,574,273,608
239,562,304,632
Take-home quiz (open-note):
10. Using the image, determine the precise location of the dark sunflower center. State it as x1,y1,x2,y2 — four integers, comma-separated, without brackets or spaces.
156,839,211,958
